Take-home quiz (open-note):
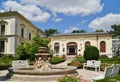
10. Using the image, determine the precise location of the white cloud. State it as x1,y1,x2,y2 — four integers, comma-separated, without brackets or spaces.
0,9,4,12
64,26,79,34
15,0,103,15
2,0,51,22
89,13,120,31
52,17,62,22
80,20,88,24
1,0,103,22
16,0,103,16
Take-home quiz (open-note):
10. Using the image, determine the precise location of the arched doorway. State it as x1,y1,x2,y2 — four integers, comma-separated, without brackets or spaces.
67,42,77,55
100,41,106,52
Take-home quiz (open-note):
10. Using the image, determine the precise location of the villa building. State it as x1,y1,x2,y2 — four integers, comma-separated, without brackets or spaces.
0,11,114,57
0,11,45,55
50,32,113,56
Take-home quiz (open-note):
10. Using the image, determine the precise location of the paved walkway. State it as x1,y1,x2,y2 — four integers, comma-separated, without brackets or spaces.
0,69,104,82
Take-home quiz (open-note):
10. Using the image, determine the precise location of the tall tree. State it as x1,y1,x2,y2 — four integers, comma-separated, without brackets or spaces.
95,29,104,32
109,25,120,38
72,30,86,33
44,28,60,37
16,33,50,60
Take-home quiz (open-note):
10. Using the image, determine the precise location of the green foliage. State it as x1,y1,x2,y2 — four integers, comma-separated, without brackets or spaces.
109,25,120,38
72,29,86,33
16,44,29,60
0,55,16,70
58,75,81,82
84,46,100,60
99,55,109,59
95,29,104,32
44,28,60,37
68,56,85,69
16,33,50,60
49,56,66,64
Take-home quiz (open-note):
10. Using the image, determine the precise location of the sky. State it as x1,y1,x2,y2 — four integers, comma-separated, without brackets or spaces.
0,0,120,34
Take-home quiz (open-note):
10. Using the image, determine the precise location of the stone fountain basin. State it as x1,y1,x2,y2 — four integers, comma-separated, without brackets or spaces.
8,66,77,75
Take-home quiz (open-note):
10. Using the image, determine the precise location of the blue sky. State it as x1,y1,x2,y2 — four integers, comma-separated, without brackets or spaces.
0,0,120,34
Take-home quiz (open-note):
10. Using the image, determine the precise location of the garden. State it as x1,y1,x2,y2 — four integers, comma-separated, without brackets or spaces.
0,34,120,82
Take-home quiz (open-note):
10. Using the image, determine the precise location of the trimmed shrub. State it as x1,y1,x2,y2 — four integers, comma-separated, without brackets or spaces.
49,55,66,64
84,46,100,60
99,55,109,59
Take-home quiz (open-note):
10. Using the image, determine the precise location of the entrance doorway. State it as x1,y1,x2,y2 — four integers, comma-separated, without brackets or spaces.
67,42,77,55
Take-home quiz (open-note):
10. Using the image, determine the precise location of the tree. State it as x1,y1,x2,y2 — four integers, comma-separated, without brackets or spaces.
109,25,120,38
84,46,100,60
16,33,50,60
72,30,86,33
44,28,60,37
95,29,104,32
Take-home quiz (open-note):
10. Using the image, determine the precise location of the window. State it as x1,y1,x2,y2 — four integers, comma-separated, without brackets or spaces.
1,25,5,35
100,41,106,52
54,43,59,53
21,28,24,37
0,41,5,52
29,33,31,40
85,41,91,47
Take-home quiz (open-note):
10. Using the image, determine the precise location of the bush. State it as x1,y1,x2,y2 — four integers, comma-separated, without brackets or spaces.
68,56,85,69
99,55,109,59
84,46,100,60
100,55,109,60
49,55,66,64
0,55,16,70
58,75,81,82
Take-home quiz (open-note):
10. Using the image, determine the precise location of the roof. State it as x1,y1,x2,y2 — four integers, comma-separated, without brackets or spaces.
51,32,112,37
0,11,45,35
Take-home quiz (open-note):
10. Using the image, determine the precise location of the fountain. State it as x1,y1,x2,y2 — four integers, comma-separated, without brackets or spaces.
7,47,78,81
34,47,51,71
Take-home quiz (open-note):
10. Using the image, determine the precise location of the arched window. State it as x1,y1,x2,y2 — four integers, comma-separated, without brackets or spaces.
100,41,106,52
29,33,31,40
20,24,25,38
85,41,91,47
54,43,59,53
21,28,24,37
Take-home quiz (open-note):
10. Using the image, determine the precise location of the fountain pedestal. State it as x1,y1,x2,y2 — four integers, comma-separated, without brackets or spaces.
34,47,51,71
7,47,78,81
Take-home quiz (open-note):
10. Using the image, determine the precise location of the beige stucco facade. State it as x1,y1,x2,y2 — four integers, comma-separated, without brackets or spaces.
50,33,113,56
0,11,45,55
